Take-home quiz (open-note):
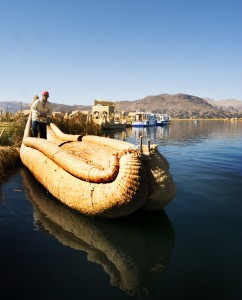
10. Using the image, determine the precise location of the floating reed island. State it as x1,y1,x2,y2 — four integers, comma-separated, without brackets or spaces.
20,115,175,218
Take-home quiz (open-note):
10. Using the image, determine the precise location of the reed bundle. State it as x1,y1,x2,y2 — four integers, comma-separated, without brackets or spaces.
0,146,20,181
20,115,175,218
141,144,176,210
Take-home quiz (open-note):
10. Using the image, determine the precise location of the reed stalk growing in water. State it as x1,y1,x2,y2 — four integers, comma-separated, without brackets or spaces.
0,146,20,181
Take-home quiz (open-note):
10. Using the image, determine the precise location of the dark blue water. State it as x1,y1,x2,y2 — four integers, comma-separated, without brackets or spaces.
1,120,242,300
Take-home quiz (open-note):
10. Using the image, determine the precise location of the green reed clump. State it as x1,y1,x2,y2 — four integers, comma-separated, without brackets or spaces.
53,119,101,136
0,146,20,181
0,120,26,146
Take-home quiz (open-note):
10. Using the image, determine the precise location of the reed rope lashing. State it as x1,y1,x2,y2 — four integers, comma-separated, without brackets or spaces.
58,141,73,147
90,185,95,207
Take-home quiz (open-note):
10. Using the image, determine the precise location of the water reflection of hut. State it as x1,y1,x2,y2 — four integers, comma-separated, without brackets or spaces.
22,167,175,299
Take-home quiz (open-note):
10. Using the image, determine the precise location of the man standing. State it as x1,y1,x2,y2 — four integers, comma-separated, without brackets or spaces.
31,90,52,139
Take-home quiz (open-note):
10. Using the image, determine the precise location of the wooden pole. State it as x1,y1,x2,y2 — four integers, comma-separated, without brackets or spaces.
140,135,143,153
147,139,150,154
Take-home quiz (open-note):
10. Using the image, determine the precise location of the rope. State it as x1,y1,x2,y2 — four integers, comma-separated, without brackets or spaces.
58,141,73,147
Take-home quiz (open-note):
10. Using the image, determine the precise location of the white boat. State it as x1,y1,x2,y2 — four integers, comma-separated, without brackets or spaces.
155,114,170,126
131,112,157,127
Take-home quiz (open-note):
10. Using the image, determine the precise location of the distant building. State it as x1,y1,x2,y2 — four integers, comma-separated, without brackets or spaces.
92,100,115,121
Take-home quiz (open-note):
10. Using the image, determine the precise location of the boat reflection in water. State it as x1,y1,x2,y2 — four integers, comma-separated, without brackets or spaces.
22,167,175,299
129,126,170,143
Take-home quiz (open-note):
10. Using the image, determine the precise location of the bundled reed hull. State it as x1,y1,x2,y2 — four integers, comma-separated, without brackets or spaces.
20,116,175,218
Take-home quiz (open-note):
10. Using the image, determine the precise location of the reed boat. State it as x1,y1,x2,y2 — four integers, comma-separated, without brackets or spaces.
20,115,175,218
155,113,170,126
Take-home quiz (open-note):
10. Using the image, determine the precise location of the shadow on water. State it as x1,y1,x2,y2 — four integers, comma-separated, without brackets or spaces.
21,167,175,299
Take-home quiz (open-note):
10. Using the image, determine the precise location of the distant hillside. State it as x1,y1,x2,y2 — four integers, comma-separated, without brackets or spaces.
115,94,242,118
51,103,91,113
205,98,242,107
216,99,242,107
0,101,91,114
0,101,30,114
1,93,242,119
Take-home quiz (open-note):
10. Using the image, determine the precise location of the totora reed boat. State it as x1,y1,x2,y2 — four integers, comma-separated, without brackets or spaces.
20,114,175,218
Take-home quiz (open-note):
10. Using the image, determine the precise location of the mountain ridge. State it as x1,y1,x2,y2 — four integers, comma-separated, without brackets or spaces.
205,98,242,107
115,93,242,118
1,93,242,119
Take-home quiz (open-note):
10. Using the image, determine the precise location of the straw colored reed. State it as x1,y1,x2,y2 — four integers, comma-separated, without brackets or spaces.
21,142,148,218
49,122,84,141
141,144,176,210
23,137,121,183
20,114,175,218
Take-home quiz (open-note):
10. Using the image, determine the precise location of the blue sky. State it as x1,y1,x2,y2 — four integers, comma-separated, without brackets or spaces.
0,0,241,105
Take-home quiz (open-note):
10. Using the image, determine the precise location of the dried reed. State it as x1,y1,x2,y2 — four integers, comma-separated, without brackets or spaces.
0,146,20,181
20,114,175,218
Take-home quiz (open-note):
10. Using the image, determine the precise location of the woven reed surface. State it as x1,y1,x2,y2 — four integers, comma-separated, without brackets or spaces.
141,145,176,210
82,134,136,151
20,143,148,218
23,137,121,183
47,126,64,145
50,123,83,141
61,141,114,170
23,113,33,138
20,119,175,217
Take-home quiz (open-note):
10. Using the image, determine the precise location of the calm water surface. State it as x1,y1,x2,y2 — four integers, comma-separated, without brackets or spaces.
1,120,242,300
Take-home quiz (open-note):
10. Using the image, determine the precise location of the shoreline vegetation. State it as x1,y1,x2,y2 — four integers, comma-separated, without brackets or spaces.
0,146,20,182
171,118,242,121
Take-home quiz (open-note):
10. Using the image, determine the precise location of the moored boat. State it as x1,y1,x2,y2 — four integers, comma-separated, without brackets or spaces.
155,113,170,126
20,115,175,218
131,112,157,127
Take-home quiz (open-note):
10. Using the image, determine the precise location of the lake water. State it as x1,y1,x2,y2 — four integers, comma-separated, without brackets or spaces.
1,120,242,300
